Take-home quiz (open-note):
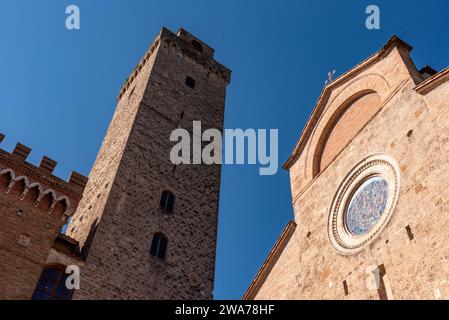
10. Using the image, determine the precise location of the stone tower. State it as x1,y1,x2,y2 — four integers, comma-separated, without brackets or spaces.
66,27,231,299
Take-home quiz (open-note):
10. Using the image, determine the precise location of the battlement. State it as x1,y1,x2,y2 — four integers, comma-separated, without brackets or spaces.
118,27,231,101
176,28,216,58
0,133,88,217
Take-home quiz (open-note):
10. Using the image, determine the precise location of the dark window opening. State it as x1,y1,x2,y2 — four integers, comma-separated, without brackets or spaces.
377,264,388,300
185,76,196,89
407,130,413,137
191,40,203,53
32,264,73,300
160,190,175,214
306,231,312,238
180,111,184,119
128,86,136,99
150,233,168,260
343,280,349,296
405,225,414,241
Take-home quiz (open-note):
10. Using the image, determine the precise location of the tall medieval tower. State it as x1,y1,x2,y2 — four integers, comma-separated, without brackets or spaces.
66,27,231,299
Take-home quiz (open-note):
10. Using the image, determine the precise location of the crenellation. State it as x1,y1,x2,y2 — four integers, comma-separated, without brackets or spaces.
0,140,87,193
68,171,88,190
39,156,57,174
12,143,31,161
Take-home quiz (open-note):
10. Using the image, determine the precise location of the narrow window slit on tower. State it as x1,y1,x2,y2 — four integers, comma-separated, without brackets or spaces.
343,280,349,296
160,190,175,214
128,86,136,99
377,264,389,300
150,233,168,260
185,76,195,89
405,225,414,241
180,111,184,119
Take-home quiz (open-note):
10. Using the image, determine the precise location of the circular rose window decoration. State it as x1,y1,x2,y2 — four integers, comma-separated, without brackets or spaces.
327,154,400,255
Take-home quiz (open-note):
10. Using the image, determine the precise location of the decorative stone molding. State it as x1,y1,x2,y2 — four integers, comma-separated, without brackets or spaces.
327,154,400,255
0,167,71,217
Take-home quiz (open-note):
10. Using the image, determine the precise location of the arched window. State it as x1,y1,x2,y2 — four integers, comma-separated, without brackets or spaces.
191,40,203,53
150,233,168,260
160,190,175,214
32,264,73,300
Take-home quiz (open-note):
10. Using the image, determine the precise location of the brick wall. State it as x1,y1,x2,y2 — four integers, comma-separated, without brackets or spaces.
0,141,86,299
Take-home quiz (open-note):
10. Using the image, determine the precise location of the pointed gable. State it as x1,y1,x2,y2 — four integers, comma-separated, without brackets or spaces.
284,36,424,198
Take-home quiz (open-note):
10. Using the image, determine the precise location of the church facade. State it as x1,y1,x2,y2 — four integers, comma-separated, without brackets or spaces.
244,36,449,300
0,27,230,300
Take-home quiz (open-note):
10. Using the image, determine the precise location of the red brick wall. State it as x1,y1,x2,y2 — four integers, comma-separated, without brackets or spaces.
0,140,86,299
0,163,85,299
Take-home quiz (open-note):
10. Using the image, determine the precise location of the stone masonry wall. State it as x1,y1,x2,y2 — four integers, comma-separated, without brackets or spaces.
254,45,449,299
68,28,231,300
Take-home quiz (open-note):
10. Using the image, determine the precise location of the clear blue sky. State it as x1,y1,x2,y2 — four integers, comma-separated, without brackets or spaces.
1,1,448,299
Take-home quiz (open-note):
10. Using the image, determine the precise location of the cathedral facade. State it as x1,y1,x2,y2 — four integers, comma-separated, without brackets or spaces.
0,27,230,300
244,36,449,300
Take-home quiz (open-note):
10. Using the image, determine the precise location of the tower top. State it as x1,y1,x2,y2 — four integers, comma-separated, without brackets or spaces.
176,28,215,58
118,26,231,101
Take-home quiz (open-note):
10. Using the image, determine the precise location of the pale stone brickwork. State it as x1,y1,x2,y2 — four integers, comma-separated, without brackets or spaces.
248,37,449,300
318,92,381,172
0,139,86,299
66,27,231,300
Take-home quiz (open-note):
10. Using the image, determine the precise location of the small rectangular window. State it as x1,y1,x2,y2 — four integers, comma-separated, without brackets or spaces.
185,76,195,89
151,233,168,260
160,190,175,214
343,280,349,296
405,225,414,241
